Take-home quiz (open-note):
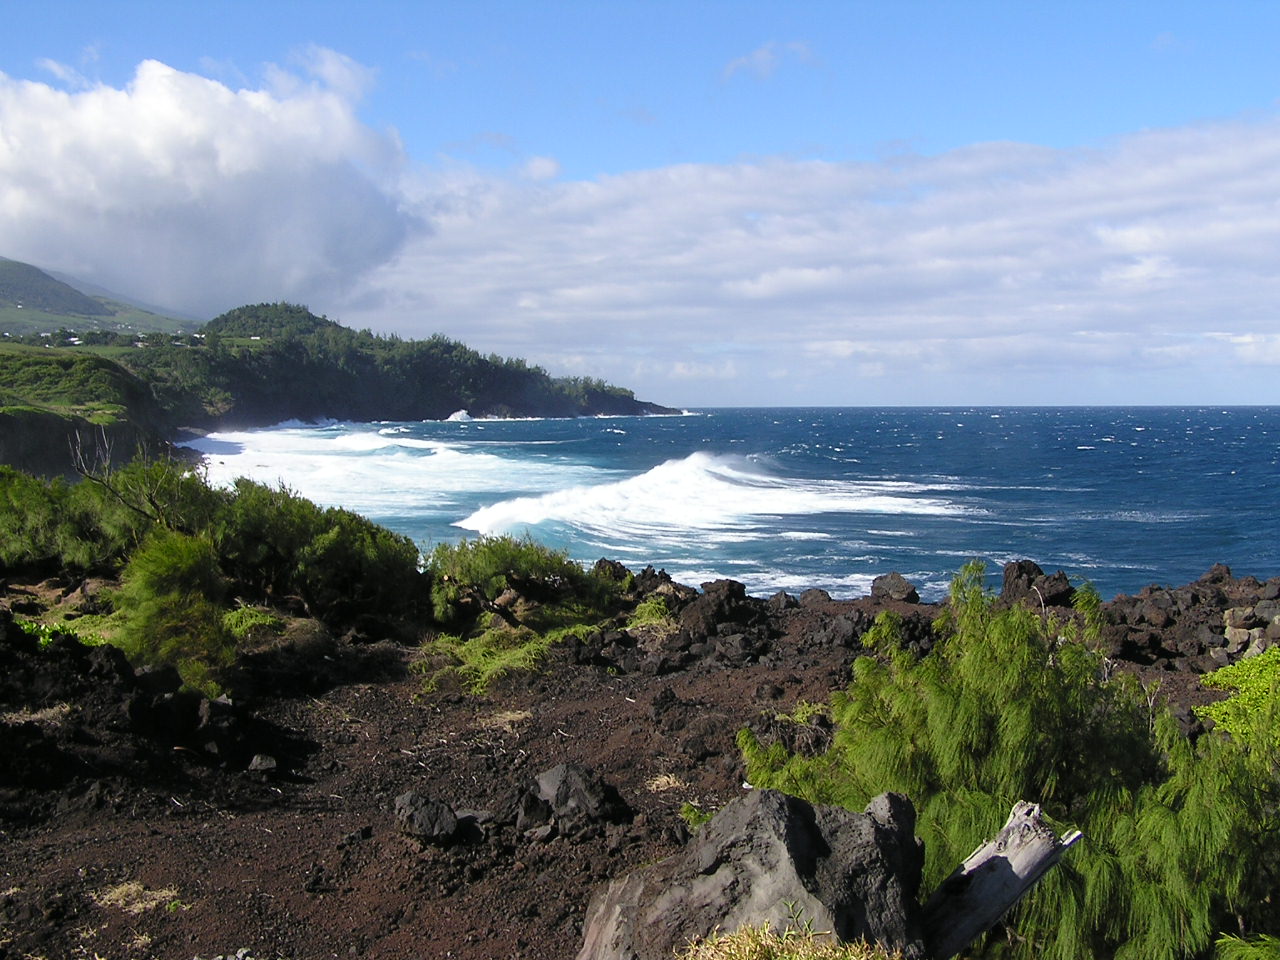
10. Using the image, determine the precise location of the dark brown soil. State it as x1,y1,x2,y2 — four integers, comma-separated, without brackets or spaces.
0,571,1237,960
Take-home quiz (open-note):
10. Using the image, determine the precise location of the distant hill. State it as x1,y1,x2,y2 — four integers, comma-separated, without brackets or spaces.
0,257,193,337
0,301,675,474
141,302,676,426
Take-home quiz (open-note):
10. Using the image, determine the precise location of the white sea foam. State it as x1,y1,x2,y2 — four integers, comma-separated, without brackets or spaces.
182,422,606,518
458,451,967,541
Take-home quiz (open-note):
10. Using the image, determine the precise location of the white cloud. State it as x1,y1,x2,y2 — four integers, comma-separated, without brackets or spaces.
0,53,415,316
349,111,1280,404
36,58,91,90
722,41,813,81
520,156,561,181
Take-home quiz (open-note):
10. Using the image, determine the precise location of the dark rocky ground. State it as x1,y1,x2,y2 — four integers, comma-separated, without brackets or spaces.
1,561,1276,960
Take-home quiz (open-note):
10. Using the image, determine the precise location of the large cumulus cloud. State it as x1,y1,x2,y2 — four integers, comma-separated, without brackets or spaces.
0,49,415,316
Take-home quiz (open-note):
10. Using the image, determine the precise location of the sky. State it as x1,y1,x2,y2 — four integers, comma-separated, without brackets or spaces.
2,1,1280,407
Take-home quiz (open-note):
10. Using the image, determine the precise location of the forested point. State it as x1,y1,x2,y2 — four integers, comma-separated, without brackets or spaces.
0,301,673,476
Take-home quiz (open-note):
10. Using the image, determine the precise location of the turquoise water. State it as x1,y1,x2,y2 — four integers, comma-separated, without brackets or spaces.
185,407,1280,601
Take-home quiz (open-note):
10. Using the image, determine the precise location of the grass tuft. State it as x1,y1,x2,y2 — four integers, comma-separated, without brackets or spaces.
680,924,905,960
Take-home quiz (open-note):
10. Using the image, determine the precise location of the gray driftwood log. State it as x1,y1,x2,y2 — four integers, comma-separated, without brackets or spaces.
921,801,1082,960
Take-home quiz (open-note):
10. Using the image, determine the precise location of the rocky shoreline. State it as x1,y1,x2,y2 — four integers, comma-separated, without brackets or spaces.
0,559,1274,960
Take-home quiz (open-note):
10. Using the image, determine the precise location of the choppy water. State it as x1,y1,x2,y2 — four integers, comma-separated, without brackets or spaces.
183,407,1280,601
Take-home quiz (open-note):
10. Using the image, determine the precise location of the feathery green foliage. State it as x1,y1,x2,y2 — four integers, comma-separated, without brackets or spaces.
426,535,614,626
221,605,284,643
1216,934,1280,960
416,621,595,694
114,528,233,694
626,594,673,627
740,561,1280,960
0,460,428,691
678,801,716,831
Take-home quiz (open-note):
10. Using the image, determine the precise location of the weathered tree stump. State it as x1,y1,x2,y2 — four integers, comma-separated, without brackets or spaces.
921,801,1082,960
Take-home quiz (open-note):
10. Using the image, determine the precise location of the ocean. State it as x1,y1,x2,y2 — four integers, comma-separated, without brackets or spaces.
183,407,1280,602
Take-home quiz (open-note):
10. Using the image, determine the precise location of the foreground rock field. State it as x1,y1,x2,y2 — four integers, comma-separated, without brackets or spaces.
2,560,1275,960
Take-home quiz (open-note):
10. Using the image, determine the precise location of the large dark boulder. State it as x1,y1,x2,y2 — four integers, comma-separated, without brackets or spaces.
536,763,631,827
1001,560,1075,608
577,789,925,960
872,572,920,604
393,791,460,845
678,579,757,638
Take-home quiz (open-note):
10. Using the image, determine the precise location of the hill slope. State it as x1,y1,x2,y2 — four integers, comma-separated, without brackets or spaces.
0,343,173,475
0,258,109,316
130,302,675,427
0,257,192,337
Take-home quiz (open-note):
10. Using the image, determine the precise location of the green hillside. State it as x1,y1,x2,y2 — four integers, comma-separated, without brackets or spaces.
0,342,173,475
0,257,193,336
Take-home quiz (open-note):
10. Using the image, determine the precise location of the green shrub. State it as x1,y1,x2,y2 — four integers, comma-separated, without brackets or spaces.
114,528,234,693
1217,935,1280,960
215,479,424,626
221,605,285,642
213,479,327,600
625,594,678,637
416,621,594,694
15,618,100,648
427,535,612,626
678,801,715,832
292,506,423,625
739,561,1280,960
1197,646,1280,749
0,459,223,576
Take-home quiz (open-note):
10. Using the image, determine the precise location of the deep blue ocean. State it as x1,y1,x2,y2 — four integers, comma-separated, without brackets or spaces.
185,407,1280,602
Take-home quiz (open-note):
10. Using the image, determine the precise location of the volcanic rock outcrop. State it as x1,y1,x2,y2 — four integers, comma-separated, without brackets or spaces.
577,789,926,960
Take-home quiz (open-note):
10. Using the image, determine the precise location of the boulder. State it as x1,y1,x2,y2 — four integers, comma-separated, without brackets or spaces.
1000,560,1075,608
871,573,920,604
535,763,631,827
577,789,925,960
393,791,459,845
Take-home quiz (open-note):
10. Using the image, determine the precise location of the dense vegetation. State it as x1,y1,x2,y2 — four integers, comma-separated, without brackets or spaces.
417,535,629,693
740,562,1280,960
0,343,167,428
123,302,655,426
0,460,639,699
0,459,426,691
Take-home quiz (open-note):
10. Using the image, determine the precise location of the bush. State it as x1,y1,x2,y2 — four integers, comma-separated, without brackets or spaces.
416,621,594,694
1216,935,1280,960
739,562,1280,960
427,535,614,627
215,479,424,627
114,528,234,694
1197,646,1280,749
293,506,424,625
221,605,285,643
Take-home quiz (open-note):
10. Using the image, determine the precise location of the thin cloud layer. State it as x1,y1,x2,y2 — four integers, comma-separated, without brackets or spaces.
353,115,1280,404
0,51,414,316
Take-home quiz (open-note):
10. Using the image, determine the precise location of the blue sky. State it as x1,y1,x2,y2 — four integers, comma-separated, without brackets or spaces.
3,1,1280,405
